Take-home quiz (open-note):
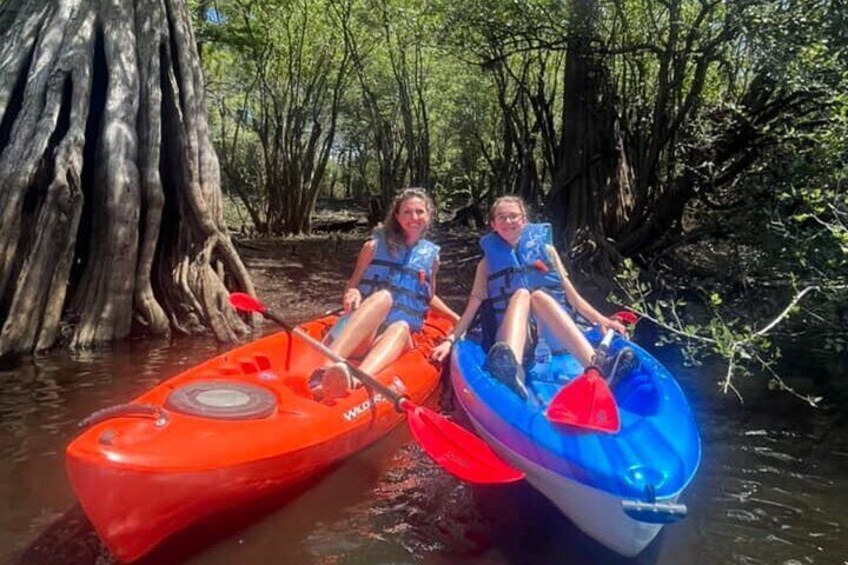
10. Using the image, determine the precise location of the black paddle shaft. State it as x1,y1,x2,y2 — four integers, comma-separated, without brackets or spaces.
262,310,408,408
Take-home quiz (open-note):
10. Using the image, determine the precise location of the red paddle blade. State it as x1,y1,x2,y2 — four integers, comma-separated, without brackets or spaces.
611,310,639,326
229,292,266,314
546,368,621,433
403,404,525,484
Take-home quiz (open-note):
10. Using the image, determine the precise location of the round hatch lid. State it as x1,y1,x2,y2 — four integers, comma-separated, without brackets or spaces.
165,380,276,420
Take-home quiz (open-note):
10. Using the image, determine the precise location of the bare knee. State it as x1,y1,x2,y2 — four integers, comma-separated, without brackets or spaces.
530,289,552,309
510,288,530,304
370,289,393,308
531,290,572,322
385,320,410,336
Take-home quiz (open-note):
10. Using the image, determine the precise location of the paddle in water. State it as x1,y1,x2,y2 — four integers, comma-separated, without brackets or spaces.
229,292,525,485
546,311,639,434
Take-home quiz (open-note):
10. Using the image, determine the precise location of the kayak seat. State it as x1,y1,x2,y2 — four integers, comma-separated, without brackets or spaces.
615,371,661,417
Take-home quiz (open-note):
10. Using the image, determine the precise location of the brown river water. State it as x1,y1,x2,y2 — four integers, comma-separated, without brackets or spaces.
2,235,846,564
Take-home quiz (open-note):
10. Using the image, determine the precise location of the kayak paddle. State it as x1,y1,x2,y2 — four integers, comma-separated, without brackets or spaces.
546,365,621,433
610,310,639,326
229,292,525,485
545,310,637,434
546,311,640,433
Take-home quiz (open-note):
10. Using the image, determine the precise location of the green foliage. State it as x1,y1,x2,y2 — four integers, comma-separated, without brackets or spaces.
192,0,846,399
612,258,823,406
199,0,353,233
195,0,847,224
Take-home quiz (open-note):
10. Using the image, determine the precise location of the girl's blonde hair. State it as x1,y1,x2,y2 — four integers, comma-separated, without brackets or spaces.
488,195,528,224
381,187,436,253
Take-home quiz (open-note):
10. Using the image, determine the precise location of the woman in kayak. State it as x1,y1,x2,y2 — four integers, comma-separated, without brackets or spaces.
430,195,626,398
310,188,456,401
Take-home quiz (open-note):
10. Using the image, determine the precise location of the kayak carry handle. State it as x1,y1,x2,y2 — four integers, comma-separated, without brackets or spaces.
621,484,688,524
621,499,688,524
78,403,168,429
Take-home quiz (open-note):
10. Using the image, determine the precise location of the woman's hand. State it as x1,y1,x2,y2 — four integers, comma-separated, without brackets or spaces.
343,288,362,313
599,316,628,336
430,339,454,363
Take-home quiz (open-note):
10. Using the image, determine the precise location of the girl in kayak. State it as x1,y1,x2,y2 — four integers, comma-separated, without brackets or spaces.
310,188,456,401
430,195,626,398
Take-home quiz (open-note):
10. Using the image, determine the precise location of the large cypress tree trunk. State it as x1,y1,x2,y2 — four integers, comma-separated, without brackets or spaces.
0,0,255,357
547,0,633,267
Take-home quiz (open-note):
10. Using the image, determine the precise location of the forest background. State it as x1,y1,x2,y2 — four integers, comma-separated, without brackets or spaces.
1,0,846,403
201,0,848,403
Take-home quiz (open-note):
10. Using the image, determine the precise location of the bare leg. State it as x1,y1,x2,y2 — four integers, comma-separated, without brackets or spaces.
530,290,594,367
317,320,410,401
327,289,392,360
485,289,531,399
357,320,411,377
496,288,531,362
311,290,392,400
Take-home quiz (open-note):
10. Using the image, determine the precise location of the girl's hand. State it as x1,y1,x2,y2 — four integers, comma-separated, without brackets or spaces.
599,316,628,336
430,340,453,363
343,288,362,313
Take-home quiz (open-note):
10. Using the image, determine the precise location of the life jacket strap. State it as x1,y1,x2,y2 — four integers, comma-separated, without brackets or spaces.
369,258,431,282
360,277,429,301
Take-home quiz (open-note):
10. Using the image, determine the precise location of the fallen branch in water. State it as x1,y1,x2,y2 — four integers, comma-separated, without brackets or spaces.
612,258,824,406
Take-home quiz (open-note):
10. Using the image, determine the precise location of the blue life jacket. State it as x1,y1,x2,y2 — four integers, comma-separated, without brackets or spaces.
357,230,439,332
480,223,573,333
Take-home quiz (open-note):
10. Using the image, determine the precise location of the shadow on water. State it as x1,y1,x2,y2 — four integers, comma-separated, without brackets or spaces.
4,232,848,564
13,505,101,565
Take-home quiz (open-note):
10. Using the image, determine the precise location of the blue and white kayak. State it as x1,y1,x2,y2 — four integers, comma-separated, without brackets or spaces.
450,331,701,557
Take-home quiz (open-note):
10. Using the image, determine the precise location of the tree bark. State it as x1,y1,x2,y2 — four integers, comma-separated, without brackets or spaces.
547,0,633,267
0,0,255,357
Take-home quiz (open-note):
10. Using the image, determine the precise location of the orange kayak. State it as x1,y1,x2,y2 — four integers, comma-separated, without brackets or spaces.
65,311,453,562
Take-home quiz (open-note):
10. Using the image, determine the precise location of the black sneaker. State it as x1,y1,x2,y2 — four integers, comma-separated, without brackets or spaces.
592,347,612,376
484,342,528,400
595,347,639,387
609,348,639,388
